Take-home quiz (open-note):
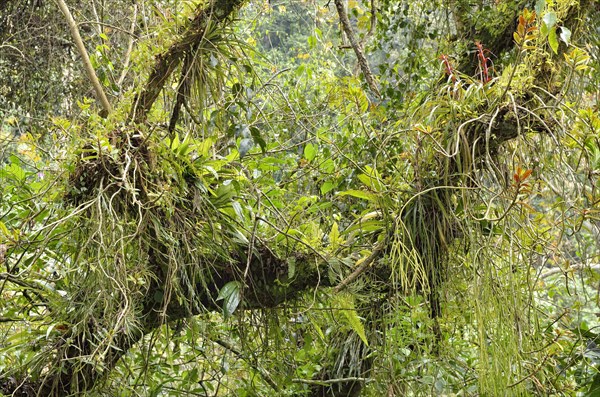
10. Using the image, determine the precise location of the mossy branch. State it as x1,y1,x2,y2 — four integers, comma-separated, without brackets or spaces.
129,0,245,124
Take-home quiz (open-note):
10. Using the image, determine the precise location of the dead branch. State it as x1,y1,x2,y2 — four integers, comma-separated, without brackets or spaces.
334,0,380,98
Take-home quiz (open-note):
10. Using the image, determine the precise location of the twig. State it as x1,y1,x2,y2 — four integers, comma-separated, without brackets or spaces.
334,243,384,293
292,376,372,385
0,44,26,59
213,338,280,392
333,0,380,97
541,263,600,279
0,317,23,323
117,4,138,88
368,0,376,37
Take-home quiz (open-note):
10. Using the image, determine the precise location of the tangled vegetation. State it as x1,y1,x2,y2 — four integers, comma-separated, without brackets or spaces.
2,0,600,395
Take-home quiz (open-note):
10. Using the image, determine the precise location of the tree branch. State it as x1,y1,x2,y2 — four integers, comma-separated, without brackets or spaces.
128,0,245,124
541,263,600,279
334,0,380,98
292,376,372,385
54,0,112,118
116,3,138,89
334,243,384,293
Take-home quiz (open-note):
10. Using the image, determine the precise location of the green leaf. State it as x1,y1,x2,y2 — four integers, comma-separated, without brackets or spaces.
295,64,305,76
304,143,316,162
170,132,180,150
343,309,368,346
343,219,385,234
320,180,335,195
336,292,369,346
320,158,335,173
195,138,214,158
338,189,377,201
357,166,384,191
77,99,91,111
535,0,546,14
357,174,384,192
329,221,341,249
586,371,600,397
211,184,235,207
548,26,559,54
216,281,242,317
560,26,571,45
0,221,9,238
540,21,549,37
543,12,557,29
153,290,164,303
250,126,267,154
1,161,26,182
310,318,325,341
287,257,296,279
177,134,193,156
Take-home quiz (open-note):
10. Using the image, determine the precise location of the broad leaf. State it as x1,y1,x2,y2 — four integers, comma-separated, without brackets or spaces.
250,126,266,154
320,180,336,194
238,138,253,158
535,0,546,14
216,281,242,318
304,143,317,162
338,189,377,201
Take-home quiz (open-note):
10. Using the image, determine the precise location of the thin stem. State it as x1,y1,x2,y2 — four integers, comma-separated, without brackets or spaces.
54,0,112,117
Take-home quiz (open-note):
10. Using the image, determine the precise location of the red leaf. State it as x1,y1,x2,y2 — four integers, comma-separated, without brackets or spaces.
521,169,533,180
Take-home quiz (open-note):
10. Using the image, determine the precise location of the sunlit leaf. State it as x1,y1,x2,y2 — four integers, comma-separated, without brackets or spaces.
548,26,559,54
543,12,557,29
338,189,377,201
320,181,335,194
0,221,9,238
304,143,317,162
335,292,369,346
329,221,341,249
559,27,571,45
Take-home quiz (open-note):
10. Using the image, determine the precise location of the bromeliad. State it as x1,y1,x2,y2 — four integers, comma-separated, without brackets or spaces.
475,41,494,84
439,53,457,83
